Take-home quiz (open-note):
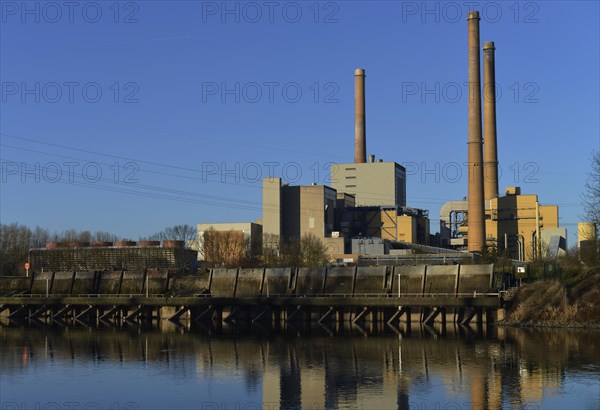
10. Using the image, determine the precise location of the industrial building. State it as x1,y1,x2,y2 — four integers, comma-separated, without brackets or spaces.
29,241,198,272
330,159,406,208
578,222,599,264
438,12,565,261
257,67,431,257
197,67,431,262
262,178,345,254
195,11,566,263
440,187,564,260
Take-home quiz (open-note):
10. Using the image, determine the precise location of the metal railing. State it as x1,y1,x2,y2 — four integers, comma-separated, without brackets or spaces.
2,292,502,299
260,292,500,298
3,293,166,298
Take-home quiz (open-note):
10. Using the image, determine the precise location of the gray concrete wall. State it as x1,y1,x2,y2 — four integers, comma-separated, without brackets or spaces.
395,265,426,294
0,276,30,295
457,264,494,293
424,265,458,294
323,267,355,295
210,268,239,297
295,267,326,295
264,268,292,295
236,268,265,297
31,271,54,294
72,272,97,294
97,271,123,295
0,264,499,298
146,269,169,294
354,266,392,294
120,271,145,294
51,271,75,295
170,275,209,296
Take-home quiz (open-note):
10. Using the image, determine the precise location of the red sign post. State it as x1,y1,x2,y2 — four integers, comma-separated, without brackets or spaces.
24,262,30,277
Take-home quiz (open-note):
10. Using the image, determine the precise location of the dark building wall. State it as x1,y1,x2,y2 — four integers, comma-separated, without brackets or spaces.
29,247,197,273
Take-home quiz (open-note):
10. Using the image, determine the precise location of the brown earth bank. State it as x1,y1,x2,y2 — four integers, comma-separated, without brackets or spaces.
497,268,600,328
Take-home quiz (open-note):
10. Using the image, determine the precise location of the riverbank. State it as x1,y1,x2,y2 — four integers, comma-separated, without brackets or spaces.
498,268,600,328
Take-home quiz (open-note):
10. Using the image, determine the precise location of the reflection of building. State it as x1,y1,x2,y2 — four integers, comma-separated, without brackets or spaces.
518,364,563,403
3,326,587,410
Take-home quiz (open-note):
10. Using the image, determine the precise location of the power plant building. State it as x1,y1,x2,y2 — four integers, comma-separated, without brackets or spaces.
440,188,564,261
438,14,565,261
330,160,406,208
262,177,345,255
196,12,568,263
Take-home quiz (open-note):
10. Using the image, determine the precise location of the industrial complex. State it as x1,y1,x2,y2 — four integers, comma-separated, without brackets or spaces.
196,11,567,265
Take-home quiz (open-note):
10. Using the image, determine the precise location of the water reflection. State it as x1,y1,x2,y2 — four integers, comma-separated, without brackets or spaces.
1,326,599,410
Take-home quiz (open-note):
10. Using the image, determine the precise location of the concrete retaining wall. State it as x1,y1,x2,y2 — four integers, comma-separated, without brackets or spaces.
120,271,145,294
457,264,494,293
323,267,355,295
0,276,30,296
31,272,54,294
295,268,326,295
355,266,393,294
395,265,426,295
170,275,209,296
97,271,123,295
210,268,239,297
5,263,499,298
72,272,97,294
424,265,458,294
236,268,265,297
264,268,292,295
146,269,169,294
52,271,75,295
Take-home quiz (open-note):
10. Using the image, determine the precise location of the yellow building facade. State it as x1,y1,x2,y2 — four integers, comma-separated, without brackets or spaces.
485,188,560,260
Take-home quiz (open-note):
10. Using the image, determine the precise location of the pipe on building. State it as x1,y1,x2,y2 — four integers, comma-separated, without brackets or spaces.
467,11,486,252
354,68,367,164
483,41,499,200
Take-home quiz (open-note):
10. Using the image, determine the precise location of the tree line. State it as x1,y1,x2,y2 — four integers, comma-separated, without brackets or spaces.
199,230,329,269
0,223,197,276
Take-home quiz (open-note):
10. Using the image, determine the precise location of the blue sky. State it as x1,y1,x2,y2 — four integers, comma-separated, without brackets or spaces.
1,0,599,246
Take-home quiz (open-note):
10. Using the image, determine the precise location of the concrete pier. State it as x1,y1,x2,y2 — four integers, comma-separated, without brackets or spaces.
0,264,505,330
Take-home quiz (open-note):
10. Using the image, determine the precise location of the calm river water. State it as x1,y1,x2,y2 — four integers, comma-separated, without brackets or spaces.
1,324,598,410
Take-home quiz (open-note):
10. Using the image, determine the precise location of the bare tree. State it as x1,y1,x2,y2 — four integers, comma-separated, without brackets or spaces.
582,150,600,230
260,233,329,268
580,151,600,265
0,223,32,275
145,224,197,244
92,231,119,242
57,229,92,242
262,233,282,267
299,234,329,267
30,226,49,248
201,228,250,267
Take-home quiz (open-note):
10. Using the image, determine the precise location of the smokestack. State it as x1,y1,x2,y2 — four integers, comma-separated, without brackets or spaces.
483,41,499,200
354,68,367,163
467,11,486,252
